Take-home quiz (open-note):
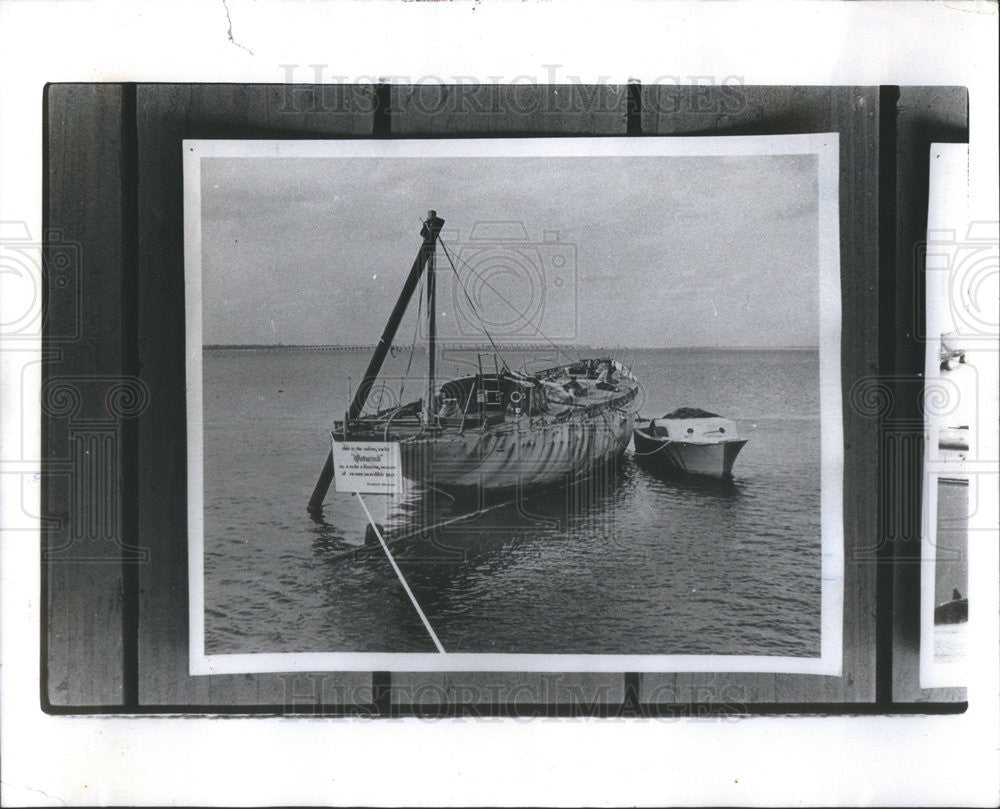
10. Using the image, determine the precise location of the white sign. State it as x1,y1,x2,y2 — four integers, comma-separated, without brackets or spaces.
331,440,404,494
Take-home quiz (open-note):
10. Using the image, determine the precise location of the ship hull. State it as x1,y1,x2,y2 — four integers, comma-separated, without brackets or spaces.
337,358,639,492
401,410,635,490
633,428,747,479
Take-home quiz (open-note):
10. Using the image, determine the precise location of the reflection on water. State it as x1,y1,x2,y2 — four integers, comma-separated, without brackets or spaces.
203,348,822,657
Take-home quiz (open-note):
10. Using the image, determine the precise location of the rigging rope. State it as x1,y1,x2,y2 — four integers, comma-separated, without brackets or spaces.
371,231,599,421
438,239,510,371
438,238,580,370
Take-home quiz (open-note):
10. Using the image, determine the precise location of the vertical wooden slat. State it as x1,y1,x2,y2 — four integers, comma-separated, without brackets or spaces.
639,85,881,704
821,85,880,704
43,84,128,707
388,83,629,712
890,86,969,702
135,84,374,707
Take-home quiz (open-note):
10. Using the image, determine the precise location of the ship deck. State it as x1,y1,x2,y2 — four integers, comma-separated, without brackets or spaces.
336,359,639,443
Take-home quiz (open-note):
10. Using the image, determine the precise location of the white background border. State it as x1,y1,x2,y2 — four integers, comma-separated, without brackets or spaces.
2,2,998,807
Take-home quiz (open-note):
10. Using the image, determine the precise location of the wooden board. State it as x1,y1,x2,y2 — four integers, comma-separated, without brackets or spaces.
889,86,969,703
41,82,968,711
390,672,624,713
391,84,628,136
134,84,374,707
42,84,130,708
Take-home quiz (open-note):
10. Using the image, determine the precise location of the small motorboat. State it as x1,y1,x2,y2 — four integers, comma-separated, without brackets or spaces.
632,407,748,479
934,588,968,624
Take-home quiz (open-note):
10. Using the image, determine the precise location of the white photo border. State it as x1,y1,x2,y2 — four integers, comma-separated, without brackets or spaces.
920,142,971,690
184,134,844,676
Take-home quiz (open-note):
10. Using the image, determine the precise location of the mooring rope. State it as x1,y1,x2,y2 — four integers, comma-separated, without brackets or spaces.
632,423,674,456
355,492,446,653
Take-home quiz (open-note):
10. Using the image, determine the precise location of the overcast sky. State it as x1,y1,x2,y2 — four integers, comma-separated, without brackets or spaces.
198,148,822,348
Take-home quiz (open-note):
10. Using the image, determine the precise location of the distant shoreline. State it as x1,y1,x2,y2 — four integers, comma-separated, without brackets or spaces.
203,344,819,352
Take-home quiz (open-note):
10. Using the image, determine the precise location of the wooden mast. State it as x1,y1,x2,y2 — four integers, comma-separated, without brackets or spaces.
424,209,438,425
307,210,445,513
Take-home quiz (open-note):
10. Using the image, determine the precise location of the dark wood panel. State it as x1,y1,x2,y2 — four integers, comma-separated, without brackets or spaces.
44,82,966,710
890,86,969,703
893,478,969,702
641,85,844,137
391,84,628,135
387,84,629,709
639,85,881,703
43,84,129,707
134,84,374,706
390,672,624,710
640,671,773,708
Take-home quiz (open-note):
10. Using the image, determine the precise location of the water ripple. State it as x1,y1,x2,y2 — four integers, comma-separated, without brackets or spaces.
202,348,823,658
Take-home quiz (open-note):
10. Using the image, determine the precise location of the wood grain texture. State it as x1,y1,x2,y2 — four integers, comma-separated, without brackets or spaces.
391,84,628,135
640,671,771,709
386,84,629,709
134,84,373,706
46,82,961,710
892,479,969,702
890,86,969,703
639,85,881,704
43,84,128,707
390,672,624,710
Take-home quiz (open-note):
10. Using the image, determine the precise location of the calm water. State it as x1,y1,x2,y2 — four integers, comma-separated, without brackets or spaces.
202,347,821,657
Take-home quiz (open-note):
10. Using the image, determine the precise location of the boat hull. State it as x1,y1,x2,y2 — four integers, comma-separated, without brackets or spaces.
934,597,968,625
337,358,639,493
401,410,635,491
633,427,747,479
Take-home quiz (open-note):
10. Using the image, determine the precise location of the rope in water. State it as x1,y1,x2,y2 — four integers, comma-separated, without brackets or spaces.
355,491,446,653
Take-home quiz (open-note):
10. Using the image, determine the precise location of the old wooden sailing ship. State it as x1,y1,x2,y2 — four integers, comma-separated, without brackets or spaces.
308,210,639,511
